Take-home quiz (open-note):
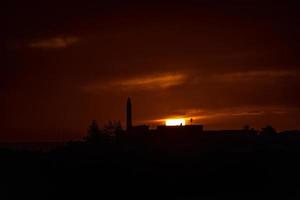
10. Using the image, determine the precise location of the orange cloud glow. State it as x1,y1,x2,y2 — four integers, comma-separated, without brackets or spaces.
82,73,187,92
143,106,291,127
29,36,79,49
214,70,298,82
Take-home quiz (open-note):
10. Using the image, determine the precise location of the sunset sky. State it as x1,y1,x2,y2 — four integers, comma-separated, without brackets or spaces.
1,1,300,141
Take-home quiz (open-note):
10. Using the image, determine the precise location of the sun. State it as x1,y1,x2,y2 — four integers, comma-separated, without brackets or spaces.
165,119,186,126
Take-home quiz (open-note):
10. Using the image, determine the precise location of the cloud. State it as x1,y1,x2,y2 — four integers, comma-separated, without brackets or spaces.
182,106,290,119
28,36,79,49
213,70,298,82
82,73,187,92
146,105,291,124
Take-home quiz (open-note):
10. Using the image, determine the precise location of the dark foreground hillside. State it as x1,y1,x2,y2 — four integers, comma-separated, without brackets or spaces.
1,134,300,199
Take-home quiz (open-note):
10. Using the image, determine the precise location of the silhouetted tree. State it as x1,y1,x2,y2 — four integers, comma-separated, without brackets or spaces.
260,125,277,136
243,125,251,131
104,120,122,136
114,120,122,131
243,125,258,135
85,120,101,142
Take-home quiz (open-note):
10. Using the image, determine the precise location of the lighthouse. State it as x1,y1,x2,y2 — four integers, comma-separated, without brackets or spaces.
126,97,132,130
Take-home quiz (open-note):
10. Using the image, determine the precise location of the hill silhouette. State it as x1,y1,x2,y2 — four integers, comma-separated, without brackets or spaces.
1,122,300,199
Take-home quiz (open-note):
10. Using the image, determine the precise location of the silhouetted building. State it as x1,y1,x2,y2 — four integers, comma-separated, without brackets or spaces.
131,125,149,132
157,125,203,132
126,98,132,130
123,98,254,139
279,130,300,137
127,125,150,138
203,129,257,136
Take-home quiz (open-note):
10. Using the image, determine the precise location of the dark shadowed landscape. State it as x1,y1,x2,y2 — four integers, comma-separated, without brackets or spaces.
1,115,300,199
1,1,300,199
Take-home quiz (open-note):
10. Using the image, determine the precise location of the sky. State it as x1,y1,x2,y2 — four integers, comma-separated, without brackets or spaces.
1,0,300,141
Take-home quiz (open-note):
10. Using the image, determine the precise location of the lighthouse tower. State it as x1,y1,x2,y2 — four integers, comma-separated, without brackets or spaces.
126,97,132,130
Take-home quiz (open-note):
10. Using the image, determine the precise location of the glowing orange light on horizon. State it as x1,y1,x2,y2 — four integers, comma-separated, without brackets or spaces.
165,119,186,126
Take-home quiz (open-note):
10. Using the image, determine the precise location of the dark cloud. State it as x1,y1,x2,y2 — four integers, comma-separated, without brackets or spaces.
28,36,80,49
1,0,300,141
82,73,187,92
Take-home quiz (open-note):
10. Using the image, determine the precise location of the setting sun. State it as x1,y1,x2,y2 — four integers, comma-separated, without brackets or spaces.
165,119,186,126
